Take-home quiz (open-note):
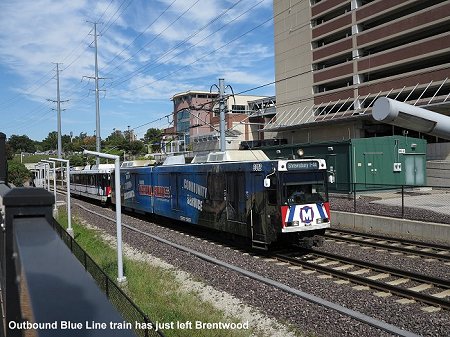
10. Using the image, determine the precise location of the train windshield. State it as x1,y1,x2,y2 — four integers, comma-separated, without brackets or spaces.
281,172,327,205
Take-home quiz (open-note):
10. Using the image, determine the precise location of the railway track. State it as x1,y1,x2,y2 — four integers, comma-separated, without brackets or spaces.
274,249,450,311
325,228,450,262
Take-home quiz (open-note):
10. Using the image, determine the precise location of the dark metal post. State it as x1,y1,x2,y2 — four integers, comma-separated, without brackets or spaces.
0,132,7,184
401,185,405,218
219,78,226,152
3,187,54,336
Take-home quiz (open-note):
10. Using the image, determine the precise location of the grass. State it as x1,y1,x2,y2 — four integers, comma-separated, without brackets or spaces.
13,153,51,164
56,211,297,337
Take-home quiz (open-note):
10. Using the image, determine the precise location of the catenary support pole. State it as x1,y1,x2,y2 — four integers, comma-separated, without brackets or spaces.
83,150,126,284
219,78,226,152
50,158,73,237
42,160,58,217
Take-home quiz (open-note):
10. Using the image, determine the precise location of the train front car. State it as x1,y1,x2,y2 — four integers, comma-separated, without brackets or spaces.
70,164,114,204
146,152,329,250
272,159,330,248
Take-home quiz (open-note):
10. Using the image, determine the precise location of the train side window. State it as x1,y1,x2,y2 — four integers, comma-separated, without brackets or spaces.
226,172,244,220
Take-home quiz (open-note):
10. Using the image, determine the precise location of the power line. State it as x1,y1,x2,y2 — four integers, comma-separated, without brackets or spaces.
104,0,243,78
105,0,200,79
103,0,178,73
0,71,54,111
108,0,264,89
100,0,134,35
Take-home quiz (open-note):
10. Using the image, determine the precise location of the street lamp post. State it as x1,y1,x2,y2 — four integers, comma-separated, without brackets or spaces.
83,149,126,284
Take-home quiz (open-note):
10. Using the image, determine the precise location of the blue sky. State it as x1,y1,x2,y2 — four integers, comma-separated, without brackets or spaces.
0,0,274,142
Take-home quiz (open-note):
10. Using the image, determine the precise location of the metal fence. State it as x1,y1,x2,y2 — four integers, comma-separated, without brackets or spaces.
51,219,164,337
330,183,450,225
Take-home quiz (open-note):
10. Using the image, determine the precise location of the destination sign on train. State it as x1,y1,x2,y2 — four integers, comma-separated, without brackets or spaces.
286,161,319,170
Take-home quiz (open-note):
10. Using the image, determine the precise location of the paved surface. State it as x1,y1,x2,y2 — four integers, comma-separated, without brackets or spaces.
370,193,450,216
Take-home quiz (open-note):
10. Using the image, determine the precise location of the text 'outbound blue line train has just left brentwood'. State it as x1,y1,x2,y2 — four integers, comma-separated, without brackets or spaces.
69,150,331,250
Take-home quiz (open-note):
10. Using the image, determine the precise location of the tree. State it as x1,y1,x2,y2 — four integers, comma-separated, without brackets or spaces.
144,128,162,144
104,130,126,147
67,154,89,166
125,140,145,156
8,161,31,187
41,131,58,151
8,134,36,153
144,128,162,152
5,143,14,160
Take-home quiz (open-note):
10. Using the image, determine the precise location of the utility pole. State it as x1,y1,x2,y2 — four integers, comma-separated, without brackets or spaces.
48,63,68,159
210,79,234,152
56,63,62,159
85,21,104,165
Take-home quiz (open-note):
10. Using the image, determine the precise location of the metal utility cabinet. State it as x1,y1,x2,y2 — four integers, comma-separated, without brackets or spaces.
262,136,427,192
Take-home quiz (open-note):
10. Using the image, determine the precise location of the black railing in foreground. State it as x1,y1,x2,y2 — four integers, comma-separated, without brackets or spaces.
0,187,140,337
330,183,450,225
50,219,165,337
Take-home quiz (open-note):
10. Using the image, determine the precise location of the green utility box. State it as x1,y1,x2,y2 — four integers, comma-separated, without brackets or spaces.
261,136,427,192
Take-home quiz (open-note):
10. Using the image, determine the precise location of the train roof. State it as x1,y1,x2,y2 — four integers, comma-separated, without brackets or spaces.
70,163,115,174
190,150,270,164
121,160,155,168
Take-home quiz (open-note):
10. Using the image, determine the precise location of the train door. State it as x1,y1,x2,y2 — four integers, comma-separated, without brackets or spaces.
250,173,266,247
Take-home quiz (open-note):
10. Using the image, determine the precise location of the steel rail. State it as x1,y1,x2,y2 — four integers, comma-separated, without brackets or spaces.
298,250,449,288
324,231,450,262
327,228,450,251
274,252,450,311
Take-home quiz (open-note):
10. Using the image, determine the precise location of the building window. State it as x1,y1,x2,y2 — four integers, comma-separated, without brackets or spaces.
231,105,246,113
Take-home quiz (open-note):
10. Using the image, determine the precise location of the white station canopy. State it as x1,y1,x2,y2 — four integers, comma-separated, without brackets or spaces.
372,97,450,139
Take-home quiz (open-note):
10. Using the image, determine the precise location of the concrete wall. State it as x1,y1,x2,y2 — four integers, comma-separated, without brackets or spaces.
427,142,450,160
333,211,450,244
426,160,450,187
273,0,313,117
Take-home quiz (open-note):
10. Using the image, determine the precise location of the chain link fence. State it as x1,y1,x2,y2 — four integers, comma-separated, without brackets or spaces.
330,183,450,225
51,219,164,337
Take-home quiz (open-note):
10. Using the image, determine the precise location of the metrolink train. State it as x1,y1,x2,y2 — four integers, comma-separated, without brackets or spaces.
70,150,331,249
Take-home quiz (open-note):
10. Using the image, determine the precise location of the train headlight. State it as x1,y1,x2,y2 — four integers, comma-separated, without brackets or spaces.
316,218,323,224
292,220,300,226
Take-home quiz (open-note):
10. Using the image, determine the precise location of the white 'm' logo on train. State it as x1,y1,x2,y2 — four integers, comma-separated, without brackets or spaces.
300,206,314,223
